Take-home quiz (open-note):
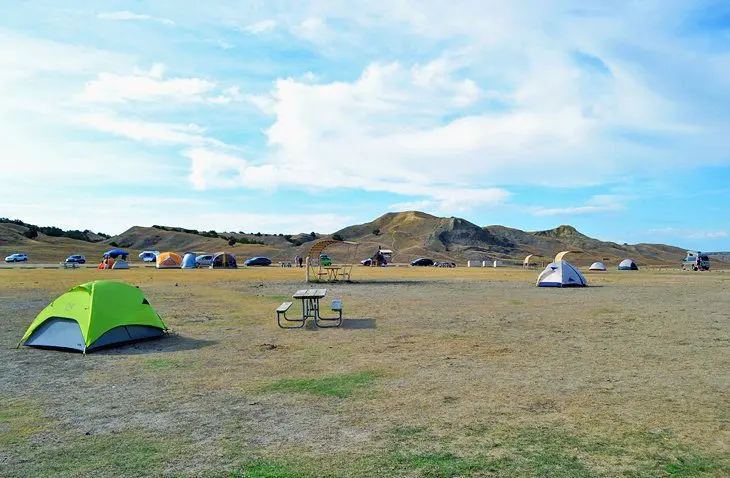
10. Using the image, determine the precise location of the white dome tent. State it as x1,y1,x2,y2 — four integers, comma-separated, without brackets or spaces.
536,260,587,288
618,259,639,270
589,262,607,271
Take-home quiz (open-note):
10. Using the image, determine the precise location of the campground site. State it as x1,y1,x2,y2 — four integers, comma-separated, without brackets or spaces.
2,266,728,477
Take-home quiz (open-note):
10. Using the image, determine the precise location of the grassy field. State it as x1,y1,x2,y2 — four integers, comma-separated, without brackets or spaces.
1,267,728,477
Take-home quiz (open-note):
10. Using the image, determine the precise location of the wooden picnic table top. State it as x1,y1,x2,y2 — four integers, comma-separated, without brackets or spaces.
292,288,327,299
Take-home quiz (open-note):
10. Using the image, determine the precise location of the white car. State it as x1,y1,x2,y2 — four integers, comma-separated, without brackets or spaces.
5,253,28,262
195,254,214,267
139,251,159,262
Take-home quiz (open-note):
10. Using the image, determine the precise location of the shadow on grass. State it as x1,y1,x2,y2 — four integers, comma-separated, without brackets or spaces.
96,333,217,356
303,318,376,330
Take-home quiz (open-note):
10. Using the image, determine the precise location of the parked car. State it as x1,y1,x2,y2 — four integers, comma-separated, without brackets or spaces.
5,253,28,263
65,254,86,264
244,256,272,267
682,251,711,271
434,261,456,268
195,254,214,267
411,258,435,267
138,251,159,262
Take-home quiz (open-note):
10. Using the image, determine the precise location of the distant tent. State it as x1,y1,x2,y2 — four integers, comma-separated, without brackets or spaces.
589,262,607,271
617,259,639,270
536,260,587,287
210,252,237,269
111,259,129,269
19,281,167,353
181,253,197,269
156,252,182,269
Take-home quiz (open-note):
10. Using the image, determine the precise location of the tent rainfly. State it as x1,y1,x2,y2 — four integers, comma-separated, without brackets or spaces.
588,262,607,271
156,252,182,269
19,281,167,353
181,253,197,269
536,260,587,287
210,252,237,268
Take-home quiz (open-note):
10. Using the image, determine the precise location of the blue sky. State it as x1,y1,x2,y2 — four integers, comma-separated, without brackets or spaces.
1,1,728,251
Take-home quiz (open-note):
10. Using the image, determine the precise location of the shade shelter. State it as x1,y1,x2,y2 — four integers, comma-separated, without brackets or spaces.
554,250,581,263
618,259,639,270
156,252,182,269
19,281,167,353
210,252,237,268
536,260,587,287
306,239,359,282
104,249,129,259
99,249,130,269
523,254,544,268
589,262,607,271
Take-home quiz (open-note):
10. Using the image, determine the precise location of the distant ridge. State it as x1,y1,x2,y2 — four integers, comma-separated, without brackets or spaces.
0,211,708,265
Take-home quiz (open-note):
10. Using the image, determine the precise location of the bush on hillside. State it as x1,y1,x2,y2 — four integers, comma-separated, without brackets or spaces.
40,226,64,237
332,233,344,241
23,226,39,239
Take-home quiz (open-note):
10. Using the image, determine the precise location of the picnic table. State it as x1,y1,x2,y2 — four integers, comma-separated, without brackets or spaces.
323,266,342,281
276,288,343,328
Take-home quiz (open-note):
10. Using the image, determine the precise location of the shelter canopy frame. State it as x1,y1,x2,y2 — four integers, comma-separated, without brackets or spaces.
306,239,359,282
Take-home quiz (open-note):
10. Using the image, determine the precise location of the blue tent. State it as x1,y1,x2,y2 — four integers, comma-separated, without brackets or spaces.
181,253,197,269
103,249,129,259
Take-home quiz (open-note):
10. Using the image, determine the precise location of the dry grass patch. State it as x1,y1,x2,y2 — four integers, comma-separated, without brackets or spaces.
1,267,728,476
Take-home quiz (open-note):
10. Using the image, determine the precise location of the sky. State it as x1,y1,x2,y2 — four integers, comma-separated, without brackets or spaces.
1,1,729,251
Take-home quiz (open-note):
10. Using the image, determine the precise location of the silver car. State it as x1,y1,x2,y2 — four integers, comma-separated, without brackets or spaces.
5,253,28,262
195,254,213,267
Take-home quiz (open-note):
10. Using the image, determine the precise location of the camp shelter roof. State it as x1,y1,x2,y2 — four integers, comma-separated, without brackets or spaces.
307,239,359,259
523,254,542,265
554,250,581,263
20,281,166,352
589,261,607,271
104,249,129,258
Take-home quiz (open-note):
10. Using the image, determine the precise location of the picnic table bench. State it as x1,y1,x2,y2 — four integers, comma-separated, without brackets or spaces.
276,288,343,328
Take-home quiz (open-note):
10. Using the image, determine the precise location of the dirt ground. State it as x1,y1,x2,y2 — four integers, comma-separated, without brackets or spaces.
1,267,728,477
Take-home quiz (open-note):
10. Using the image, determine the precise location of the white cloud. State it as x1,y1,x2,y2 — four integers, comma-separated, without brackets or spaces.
647,228,729,240
80,64,219,103
76,113,227,147
532,195,626,216
1,194,351,235
243,19,277,34
97,11,175,25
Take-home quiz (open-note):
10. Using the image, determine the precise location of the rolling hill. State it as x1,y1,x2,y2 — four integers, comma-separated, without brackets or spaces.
334,212,691,266
0,211,713,266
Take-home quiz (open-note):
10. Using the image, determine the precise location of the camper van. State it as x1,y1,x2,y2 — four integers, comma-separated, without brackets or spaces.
682,251,711,271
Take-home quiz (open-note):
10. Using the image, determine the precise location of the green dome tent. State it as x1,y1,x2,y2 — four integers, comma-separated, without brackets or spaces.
19,281,167,353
